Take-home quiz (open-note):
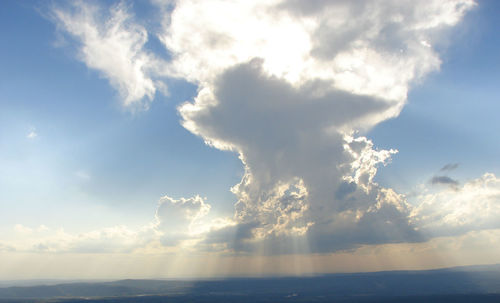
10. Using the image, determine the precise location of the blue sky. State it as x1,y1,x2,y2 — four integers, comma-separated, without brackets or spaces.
0,0,243,231
1,0,500,278
370,0,500,192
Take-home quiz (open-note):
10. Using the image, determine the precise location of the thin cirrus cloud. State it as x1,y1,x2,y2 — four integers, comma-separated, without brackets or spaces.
39,0,500,256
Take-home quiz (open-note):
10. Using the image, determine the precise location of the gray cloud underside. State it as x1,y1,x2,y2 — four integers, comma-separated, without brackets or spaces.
440,163,459,172
431,175,459,186
180,62,421,254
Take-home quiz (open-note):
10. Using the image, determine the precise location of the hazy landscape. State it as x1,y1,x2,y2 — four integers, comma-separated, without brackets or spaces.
2,265,500,302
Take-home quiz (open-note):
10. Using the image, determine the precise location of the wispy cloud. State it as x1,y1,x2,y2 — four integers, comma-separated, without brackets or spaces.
75,170,91,180
51,1,166,109
440,163,459,172
26,128,37,139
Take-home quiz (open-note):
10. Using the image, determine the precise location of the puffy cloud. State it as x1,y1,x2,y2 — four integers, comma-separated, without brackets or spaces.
4,195,216,254
158,0,474,253
6,170,500,256
163,0,473,102
154,195,211,245
412,173,500,237
178,61,424,253
51,1,165,108
14,224,34,234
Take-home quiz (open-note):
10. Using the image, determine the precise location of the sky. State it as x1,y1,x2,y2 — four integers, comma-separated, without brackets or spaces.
0,0,500,279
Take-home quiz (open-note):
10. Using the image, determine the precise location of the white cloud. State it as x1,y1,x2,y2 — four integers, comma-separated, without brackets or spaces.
52,1,166,108
162,0,473,102
154,195,212,246
5,171,499,256
75,170,91,180
40,0,482,255
14,224,33,234
26,127,37,139
8,223,154,254
27,131,37,139
412,173,500,236
4,195,218,254
158,0,474,253
0,243,15,252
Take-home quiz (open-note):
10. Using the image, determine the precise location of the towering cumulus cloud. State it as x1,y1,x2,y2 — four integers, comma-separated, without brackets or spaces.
50,0,476,255
160,0,474,253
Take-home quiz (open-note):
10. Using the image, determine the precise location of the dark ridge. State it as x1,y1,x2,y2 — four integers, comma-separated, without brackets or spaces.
0,264,499,301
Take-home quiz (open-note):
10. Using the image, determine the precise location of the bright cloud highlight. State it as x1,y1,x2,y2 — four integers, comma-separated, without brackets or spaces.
164,0,475,253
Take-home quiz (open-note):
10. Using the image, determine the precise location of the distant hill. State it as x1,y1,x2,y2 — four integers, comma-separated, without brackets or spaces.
1,264,500,302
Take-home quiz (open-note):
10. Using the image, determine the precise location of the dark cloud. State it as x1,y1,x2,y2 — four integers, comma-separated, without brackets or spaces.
335,181,357,201
440,163,459,172
180,62,420,254
430,175,459,186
